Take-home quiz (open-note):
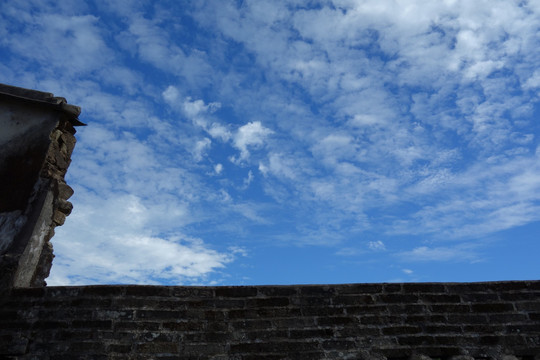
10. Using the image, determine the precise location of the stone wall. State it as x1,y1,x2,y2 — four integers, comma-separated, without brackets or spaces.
0,84,83,291
1,281,539,359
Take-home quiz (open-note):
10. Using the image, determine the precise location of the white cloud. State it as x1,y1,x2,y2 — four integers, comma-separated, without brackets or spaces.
368,240,386,251
192,138,211,162
214,163,223,175
397,245,477,262
231,121,273,162
49,190,234,285
162,85,180,103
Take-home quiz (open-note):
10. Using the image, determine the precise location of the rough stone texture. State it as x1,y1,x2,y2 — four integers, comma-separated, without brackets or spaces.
0,83,83,291
0,281,539,359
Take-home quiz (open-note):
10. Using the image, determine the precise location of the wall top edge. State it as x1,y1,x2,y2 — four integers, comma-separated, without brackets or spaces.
17,279,540,290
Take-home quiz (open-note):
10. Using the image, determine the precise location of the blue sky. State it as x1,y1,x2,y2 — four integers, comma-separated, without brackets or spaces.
2,0,539,285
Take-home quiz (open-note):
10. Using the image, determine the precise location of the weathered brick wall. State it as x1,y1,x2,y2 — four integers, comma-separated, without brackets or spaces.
1,281,539,359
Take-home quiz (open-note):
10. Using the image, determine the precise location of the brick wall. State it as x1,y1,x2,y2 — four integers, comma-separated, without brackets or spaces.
1,281,539,359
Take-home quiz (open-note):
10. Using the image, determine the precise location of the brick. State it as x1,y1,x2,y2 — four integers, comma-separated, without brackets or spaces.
382,325,422,335
446,283,496,293
423,325,463,333
419,294,462,303
137,332,177,342
32,320,69,329
184,308,209,320
247,297,289,307
478,335,502,345
107,343,132,353
136,310,185,320
387,304,427,315
336,284,383,294
489,282,536,292
500,334,530,346
81,286,126,297
227,309,258,319
337,326,381,337
383,284,402,293
300,306,344,316
321,340,356,350
256,307,302,318
488,313,529,322
500,292,540,301
377,347,414,357
197,310,223,322
461,324,505,333
137,342,178,353
114,321,161,331
345,304,390,315
230,319,273,330
94,309,135,320
471,303,515,312
71,297,113,307
446,314,488,324
54,330,94,341
184,332,228,343
430,304,471,313
72,320,112,329
299,286,336,296
402,283,446,293
212,299,246,308
97,330,134,342
377,294,419,303
333,295,374,305
41,284,75,298
317,316,356,327
397,335,435,346
433,335,463,345
272,317,317,328
292,296,331,306
170,287,213,298
230,340,320,353
289,328,334,339
241,329,288,341
215,287,257,297
68,341,106,353
258,287,298,297
125,286,170,297
360,315,402,325
515,301,540,311
161,321,203,331
506,324,540,333
240,355,285,360
460,293,501,303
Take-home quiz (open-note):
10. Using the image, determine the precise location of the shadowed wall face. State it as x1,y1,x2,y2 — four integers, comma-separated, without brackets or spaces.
0,84,82,290
1,282,539,359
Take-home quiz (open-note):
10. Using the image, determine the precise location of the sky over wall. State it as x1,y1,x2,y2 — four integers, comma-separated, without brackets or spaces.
1,0,539,285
